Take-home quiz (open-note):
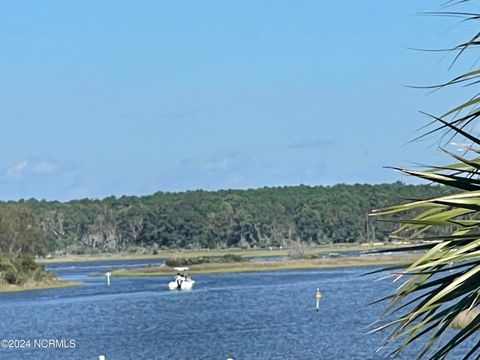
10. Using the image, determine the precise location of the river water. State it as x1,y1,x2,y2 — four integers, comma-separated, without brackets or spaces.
0,259,475,360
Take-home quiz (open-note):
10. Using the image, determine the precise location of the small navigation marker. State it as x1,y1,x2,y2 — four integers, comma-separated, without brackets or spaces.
315,288,322,311
105,272,111,286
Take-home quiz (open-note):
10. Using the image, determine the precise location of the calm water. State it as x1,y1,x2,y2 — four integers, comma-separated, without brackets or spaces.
0,260,475,360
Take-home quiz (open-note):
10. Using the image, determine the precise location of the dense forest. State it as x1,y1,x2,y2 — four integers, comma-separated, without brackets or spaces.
0,182,454,256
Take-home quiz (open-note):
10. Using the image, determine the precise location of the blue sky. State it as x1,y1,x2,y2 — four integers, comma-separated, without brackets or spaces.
0,1,475,200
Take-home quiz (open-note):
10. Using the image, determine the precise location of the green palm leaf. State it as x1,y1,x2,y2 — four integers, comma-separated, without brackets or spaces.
371,2,480,358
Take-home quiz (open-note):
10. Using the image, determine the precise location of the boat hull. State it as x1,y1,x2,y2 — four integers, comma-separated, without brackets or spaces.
168,280,195,290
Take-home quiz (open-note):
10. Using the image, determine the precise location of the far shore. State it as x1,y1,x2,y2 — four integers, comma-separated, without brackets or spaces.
111,253,418,277
36,243,410,264
0,280,82,293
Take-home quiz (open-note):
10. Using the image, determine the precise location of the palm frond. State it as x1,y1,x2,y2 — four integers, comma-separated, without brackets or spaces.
371,2,480,358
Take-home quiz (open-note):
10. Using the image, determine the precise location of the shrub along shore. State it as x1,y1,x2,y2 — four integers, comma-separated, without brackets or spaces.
0,280,81,293
0,255,80,293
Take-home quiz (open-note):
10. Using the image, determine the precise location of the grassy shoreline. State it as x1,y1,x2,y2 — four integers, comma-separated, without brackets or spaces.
36,243,407,264
0,280,82,293
112,253,418,277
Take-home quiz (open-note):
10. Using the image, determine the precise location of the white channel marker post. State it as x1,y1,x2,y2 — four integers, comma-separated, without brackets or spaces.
315,288,321,311
105,272,111,286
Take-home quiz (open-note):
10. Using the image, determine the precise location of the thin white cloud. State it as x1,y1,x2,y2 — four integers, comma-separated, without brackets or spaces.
201,157,232,172
0,155,83,200
31,161,58,175
2,156,75,181
6,160,29,178
5,158,59,179
184,151,245,174
155,150,256,191
287,137,335,150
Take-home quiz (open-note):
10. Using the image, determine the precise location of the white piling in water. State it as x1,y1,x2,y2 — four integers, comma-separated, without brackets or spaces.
105,272,111,286
315,288,322,311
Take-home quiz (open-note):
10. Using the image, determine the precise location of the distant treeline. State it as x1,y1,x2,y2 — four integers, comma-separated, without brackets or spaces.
0,182,454,255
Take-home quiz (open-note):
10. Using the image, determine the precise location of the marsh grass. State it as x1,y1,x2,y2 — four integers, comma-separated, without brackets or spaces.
112,253,419,276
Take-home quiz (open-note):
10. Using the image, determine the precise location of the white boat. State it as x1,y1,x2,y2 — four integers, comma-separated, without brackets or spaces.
168,267,195,290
